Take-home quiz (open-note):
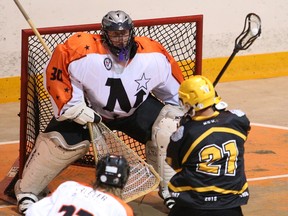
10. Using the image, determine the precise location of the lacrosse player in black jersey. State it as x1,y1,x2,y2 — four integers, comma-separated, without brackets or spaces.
166,75,250,216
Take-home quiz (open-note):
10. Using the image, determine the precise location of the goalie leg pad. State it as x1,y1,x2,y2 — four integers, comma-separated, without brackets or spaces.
146,105,184,206
15,131,90,197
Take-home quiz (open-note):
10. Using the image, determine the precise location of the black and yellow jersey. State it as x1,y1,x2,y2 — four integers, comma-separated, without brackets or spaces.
166,109,250,209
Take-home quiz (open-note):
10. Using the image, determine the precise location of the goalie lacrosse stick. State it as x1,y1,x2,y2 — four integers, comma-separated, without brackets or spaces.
14,0,52,56
88,122,161,202
87,122,99,165
213,13,262,87
14,0,161,202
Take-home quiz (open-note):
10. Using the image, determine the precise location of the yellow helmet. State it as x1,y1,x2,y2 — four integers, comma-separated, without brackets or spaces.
179,75,215,111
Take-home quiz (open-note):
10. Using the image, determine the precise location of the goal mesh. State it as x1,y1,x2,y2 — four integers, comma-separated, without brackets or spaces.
19,15,203,176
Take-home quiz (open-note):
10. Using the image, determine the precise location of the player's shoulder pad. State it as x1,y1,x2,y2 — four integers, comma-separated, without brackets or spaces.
59,181,78,188
65,33,105,55
135,36,165,54
171,126,184,142
228,109,246,117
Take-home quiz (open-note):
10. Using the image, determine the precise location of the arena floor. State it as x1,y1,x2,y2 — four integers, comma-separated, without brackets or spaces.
0,76,288,215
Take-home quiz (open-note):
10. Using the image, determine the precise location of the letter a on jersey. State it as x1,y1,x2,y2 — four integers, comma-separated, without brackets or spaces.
103,78,131,113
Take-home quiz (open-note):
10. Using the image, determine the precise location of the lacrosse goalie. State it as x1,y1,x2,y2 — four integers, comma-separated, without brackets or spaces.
14,10,185,214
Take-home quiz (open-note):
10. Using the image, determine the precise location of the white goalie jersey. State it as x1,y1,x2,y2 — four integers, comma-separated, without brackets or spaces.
44,33,183,120
26,181,134,216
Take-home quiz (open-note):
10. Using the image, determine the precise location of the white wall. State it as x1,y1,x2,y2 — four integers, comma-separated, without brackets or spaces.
1,0,287,77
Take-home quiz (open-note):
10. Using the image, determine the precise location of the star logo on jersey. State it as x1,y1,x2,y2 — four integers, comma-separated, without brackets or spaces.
104,58,112,70
135,73,151,91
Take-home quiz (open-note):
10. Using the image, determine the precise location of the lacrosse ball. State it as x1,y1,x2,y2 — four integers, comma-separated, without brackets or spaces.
250,28,258,36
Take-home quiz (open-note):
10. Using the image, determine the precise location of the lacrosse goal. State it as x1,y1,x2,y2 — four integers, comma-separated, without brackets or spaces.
0,14,203,203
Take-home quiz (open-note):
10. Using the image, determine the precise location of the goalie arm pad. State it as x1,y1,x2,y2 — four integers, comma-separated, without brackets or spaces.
57,101,102,125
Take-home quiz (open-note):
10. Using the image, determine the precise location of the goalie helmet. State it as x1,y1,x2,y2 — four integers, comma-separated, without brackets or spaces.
101,10,136,62
178,75,215,111
96,154,130,189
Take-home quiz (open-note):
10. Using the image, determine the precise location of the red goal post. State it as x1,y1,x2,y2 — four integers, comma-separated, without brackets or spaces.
0,14,203,203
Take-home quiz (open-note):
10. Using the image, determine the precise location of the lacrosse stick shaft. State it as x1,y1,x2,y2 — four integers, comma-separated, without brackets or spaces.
14,0,52,56
87,122,98,164
213,49,238,87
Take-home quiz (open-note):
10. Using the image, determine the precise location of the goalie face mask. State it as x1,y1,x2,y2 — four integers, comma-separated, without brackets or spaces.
96,154,130,188
101,10,136,62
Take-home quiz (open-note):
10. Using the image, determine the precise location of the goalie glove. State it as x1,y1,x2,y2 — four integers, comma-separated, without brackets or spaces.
57,102,102,125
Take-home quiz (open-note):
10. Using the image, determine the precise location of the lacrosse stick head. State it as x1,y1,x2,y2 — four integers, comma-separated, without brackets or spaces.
234,13,262,51
96,154,130,189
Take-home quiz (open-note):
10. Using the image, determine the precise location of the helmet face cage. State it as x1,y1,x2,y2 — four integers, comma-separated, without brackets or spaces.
101,10,134,61
96,154,130,188
178,75,216,111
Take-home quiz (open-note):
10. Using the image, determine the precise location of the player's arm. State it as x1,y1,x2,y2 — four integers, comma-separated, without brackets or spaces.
111,196,134,216
148,40,183,105
45,54,101,125
44,43,74,115
150,56,181,105
44,34,101,125
229,109,251,135
165,126,185,171
161,46,184,84
149,38,184,83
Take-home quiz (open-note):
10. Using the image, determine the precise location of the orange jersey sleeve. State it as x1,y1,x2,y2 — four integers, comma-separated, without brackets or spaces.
45,33,106,114
135,37,184,83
